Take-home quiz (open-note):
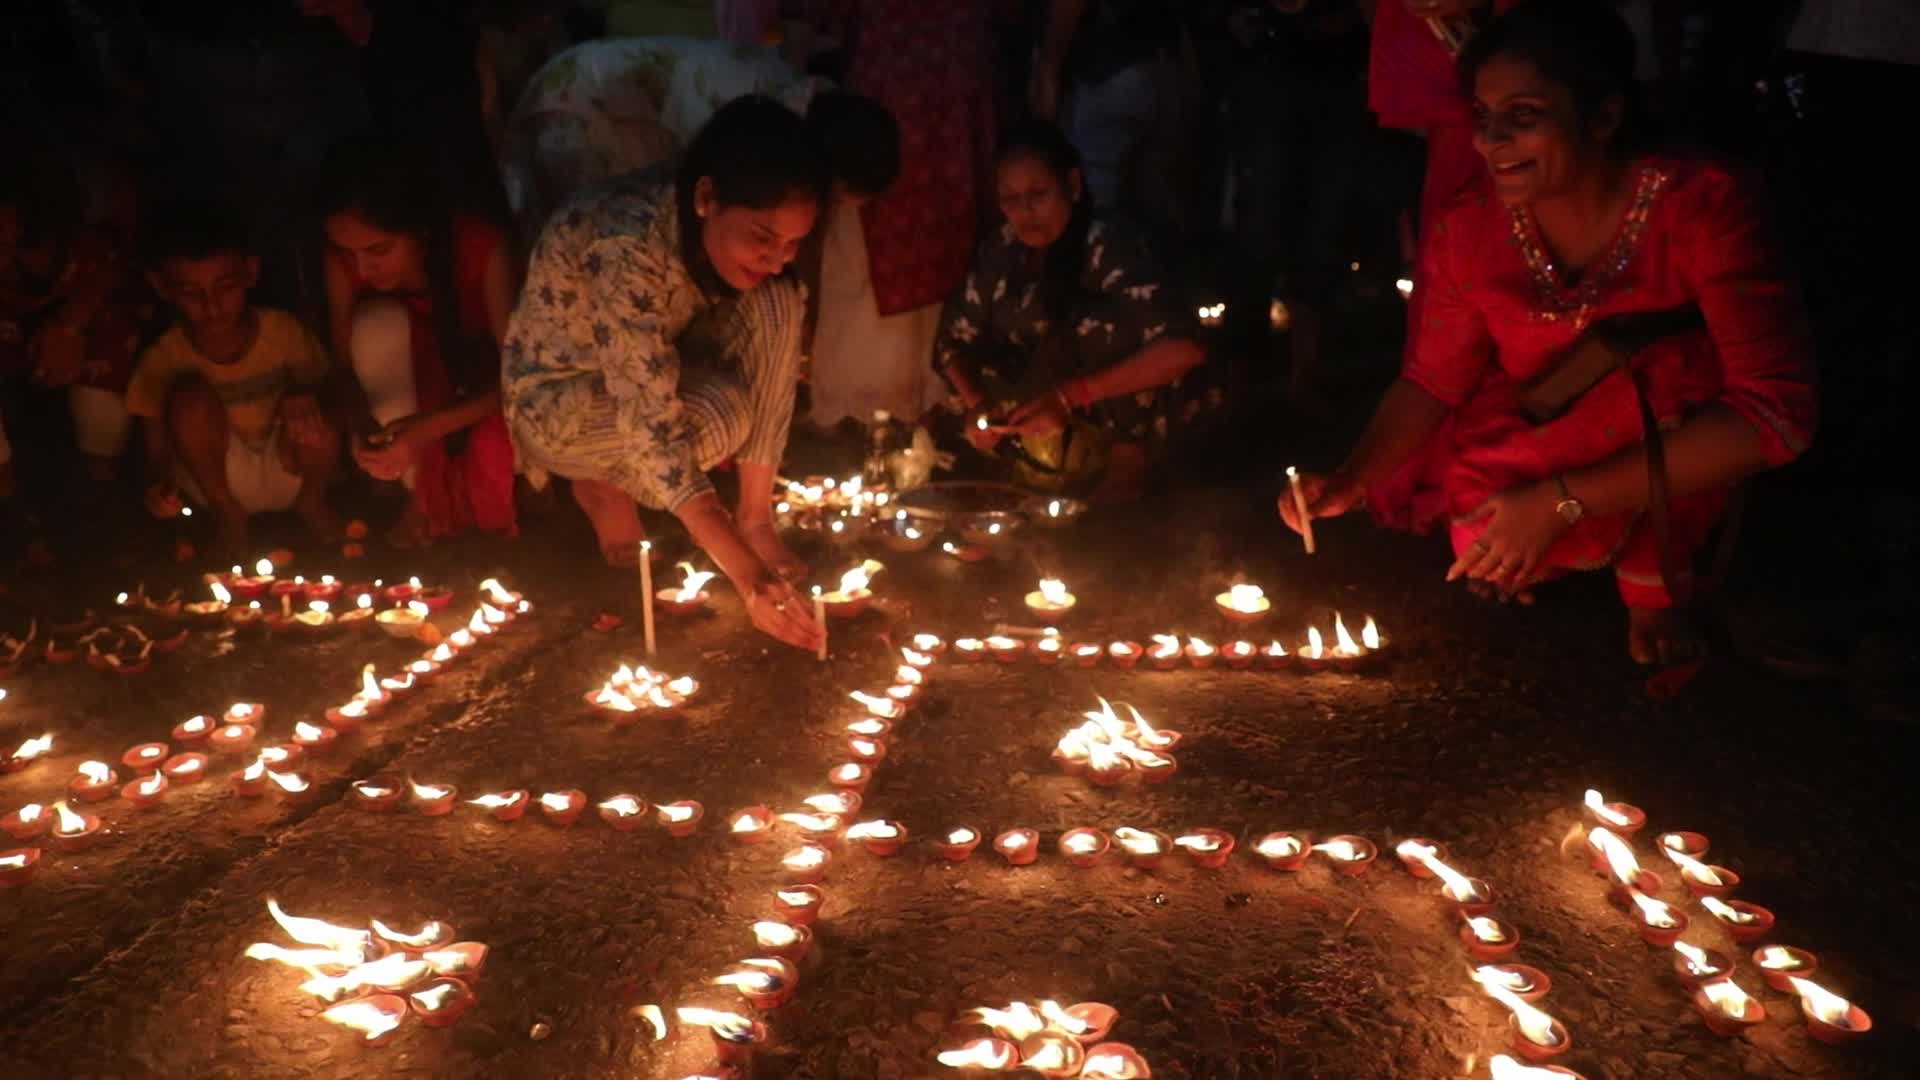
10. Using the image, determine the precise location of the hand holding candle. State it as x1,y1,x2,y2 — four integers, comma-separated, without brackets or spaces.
1287,467,1316,554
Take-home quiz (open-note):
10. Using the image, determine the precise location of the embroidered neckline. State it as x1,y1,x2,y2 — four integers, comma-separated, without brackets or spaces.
1509,162,1672,329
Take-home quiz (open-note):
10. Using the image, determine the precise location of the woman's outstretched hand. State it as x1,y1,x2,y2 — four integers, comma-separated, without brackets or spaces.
1277,471,1366,535
742,577,827,653
1445,481,1568,591
1005,391,1071,439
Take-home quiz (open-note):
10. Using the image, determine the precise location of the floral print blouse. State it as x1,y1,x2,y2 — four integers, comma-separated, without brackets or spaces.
933,217,1203,443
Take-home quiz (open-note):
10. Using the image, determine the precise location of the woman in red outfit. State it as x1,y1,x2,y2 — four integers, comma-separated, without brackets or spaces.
1283,1,1816,665
320,138,519,545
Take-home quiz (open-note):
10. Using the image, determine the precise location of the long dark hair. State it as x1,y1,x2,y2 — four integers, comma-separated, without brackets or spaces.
674,94,831,246
1457,0,1655,159
994,119,1095,327
314,136,485,393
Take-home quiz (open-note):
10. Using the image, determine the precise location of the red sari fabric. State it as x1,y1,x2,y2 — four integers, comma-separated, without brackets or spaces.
335,214,517,538
839,0,996,316
1382,158,1816,608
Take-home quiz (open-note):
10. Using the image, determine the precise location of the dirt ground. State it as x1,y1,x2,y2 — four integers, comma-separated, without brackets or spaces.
1,446,1916,1079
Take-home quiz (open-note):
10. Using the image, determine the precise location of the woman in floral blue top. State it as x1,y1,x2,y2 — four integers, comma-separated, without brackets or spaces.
934,121,1210,499
502,96,826,652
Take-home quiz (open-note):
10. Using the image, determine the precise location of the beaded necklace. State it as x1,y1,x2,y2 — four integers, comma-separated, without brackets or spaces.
1509,163,1672,331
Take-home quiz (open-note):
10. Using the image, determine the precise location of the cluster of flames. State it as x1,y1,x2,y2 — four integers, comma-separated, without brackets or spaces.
779,474,886,515
588,663,699,714
244,899,487,1043
1265,613,1383,662
1052,698,1178,785
935,1000,1149,1078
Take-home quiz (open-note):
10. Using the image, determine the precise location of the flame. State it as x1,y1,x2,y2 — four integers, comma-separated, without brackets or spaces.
210,581,233,605
300,952,429,1000
1757,946,1803,971
1701,896,1759,925
1787,978,1857,1027
308,600,331,615
946,827,978,845
802,793,857,815
780,812,842,833
411,982,461,1012
659,802,698,823
712,958,788,992
633,1003,667,1041
1473,965,1532,994
78,760,112,784
52,801,89,835
776,888,819,908
136,773,164,796
937,1038,1015,1069
184,716,213,735
848,690,900,718
1663,847,1725,886
268,771,309,794
1227,584,1266,612
752,920,801,948
1083,1049,1150,1079
1022,1037,1078,1071
1304,625,1325,659
359,666,383,701
1038,578,1071,606
731,811,768,833
1174,832,1222,853
372,920,449,948
971,1002,1046,1040
1588,826,1641,886
835,559,884,595
894,663,924,686
1703,979,1757,1019
410,781,451,801
466,608,490,634
984,635,1020,651
999,831,1031,852
1473,970,1561,1046
1490,1056,1573,1079
260,746,294,767
480,579,516,605
244,942,362,974
1256,835,1302,858
1149,634,1181,659
1361,616,1382,649
254,558,274,576
1627,889,1680,929
1466,916,1509,943
295,722,325,741
240,756,267,781
320,998,403,1041
1113,827,1162,855
468,791,523,809
1333,614,1362,655
422,944,485,975
955,638,985,653
671,562,717,602
355,781,395,800
1674,941,1721,976
1048,499,1063,517
14,803,43,823
1264,640,1287,658
357,594,372,610
267,899,371,954
429,643,455,662
1394,840,1483,901
1063,831,1102,854
598,796,643,817
448,628,473,647
1187,636,1216,657
830,763,867,784
1584,789,1633,827
540,792,576,813
783,845,828,870
1037,1000,1092,1036
1313,838,1364,861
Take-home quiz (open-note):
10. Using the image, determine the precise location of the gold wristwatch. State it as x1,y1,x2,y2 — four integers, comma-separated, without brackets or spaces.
1553,474,1584,524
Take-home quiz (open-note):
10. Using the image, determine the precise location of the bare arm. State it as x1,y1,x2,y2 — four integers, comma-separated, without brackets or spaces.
1559,402,1770,516
1070,336,1205,406
1339,377,1453,493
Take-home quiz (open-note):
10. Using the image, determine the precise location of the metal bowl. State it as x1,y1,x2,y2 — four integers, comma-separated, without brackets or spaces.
956,511,1026,546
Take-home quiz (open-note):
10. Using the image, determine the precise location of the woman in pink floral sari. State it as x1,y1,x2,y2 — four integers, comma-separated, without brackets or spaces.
1284,1,1816,665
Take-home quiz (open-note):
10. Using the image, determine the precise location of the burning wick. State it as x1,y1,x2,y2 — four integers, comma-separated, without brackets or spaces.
1674,941,1726,978
1702,979,1758,1020
1473,968,1565,1049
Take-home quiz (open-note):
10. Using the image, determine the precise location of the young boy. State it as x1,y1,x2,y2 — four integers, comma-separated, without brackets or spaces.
126,207,341,556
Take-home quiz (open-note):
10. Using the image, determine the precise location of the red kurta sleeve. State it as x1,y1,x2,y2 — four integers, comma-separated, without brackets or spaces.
1674,167,1817,466
1400,202,1494,408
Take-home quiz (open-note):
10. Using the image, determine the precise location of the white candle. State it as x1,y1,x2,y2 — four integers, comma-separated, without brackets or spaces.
812,586,828,661
639,540,656,656
1287,467,1316,555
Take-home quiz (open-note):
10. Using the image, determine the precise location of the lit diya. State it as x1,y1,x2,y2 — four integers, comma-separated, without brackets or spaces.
172,714,214,746
1112,827,1172,870
1661,845,1741,899
48,799,102,851
375,600,431,639
0,847,41,888
1393,840,1494,914
1313,835,1378,875
803,791,862,817
122,741,171,771
1222,640,1257,668
163,753,207,784
952,636,987,663
1025,577,1076,617
678,1007,768,1065
209,722,258,756
292,722,338,756
1699,896,1776,943
1475,969,1570,1063
1033,632,1065,665
986,634,1025,663
773,885,825,926
1070,641,1104,667
183,581,234,626
351,777,405,813
846,818,908,857
880,509,936,553
658,562,716,615
1058,827,1110,867
1788,977,1872,1044
1588,826,1661,896
68,760,119,803
1460,915,1522,961
781,844,832,884
909,632,947,655
1474,964,1552,1003
1657,830,1710,859
728,806,773,843
936,1038,1019,1071
1254,832,1311,871
820,559,884,618
597,794,649,832
121,771,168,810
337,593,376,630
294,600,336,632
1215,583,1271,624
230,755,271,797
1694,977,1766,1037
1582,788,1645,834
409,977,476,1027
3,733,53,773
3,803,49,842
466,790,528,821
780,812,845,848
1080,1043,1153,1079
1019,1032,1086,1078
1147,634,1182,670
1752,945,1818,991
994,828,1040,866
1174,829,1235,869
539,789,587,827
1624,888,1689,947
1183,636,1218,669
1261,640,1289,669
321,995,409,1045
828,762,871,792
937,826,983,862
1671,941,1733,988
656,799,704,837
752,918,814,962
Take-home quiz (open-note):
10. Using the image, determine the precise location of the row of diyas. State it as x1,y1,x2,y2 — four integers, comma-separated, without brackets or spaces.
1577,789,1871,1045
920,617,1385,671
243,898,488,1043
346,779,706,834
933,999,1147,1077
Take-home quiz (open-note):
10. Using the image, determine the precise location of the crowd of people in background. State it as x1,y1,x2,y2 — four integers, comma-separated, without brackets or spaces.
1,0,1911,663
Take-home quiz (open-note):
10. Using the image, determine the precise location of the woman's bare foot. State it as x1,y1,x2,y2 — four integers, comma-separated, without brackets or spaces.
1628,606,1703,666
571,478,646,566
385,503,433,549
742,520,808,583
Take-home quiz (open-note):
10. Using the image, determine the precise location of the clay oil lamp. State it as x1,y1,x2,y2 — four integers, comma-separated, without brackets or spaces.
399,655,441,685
968,1001,1047,1041
225,701,266,726
1475,964,1552,1003
373,918,456,956
291,721,338,757
0,847,41,888
1080,1043,1153,1079
1147,634,1183,670
1474,971,1570,1063
230,558,276,600
227,600,265,631
479,578,523,609
169,714,214,746
1070,641,1104,667
376,600,430,640
1753,945,1819,991
994,828,1040,866
336,593,377,632
1313,835,1378,876
752,919,813,962
1023,495,1088,528
380,576,421,606
1488,1055,1586,1080
258,743,303,773
1788,977,1872,1044
1020,1032,1087,1078
677,1007,767,1066
411,783,456,819
1661,846,1740,899
48,799,102,851
951,636,988,663
938,826,982,862
657,800,704,837
804,791,861,817
1033,632,1065,666
1461,915,1522,961
183,581,234,627
268,574,307,608
1671,941,1733,988
780,812,845,849
1113,826,1172,870
958,510,1024,547
821,559,884,619
781,843,832,884
121,742,171,772
829,762,872,793
846,818,908,856
415,583,455,612
407,977,475,1027
1394,841,1495,914
1700,896,1776,943
1215,583,1271,625
880,509,936,553
774,885,825,926
893,659,926,691
942,539,992,563
728,806,773,843
3,733,53,774
423,942,488,980
1059,827,1110,868
121,771,168,810
1135,749,1179,784
936,1037,1019,1071
1261,640,1290,669
1695,977,1767,1037
208,722,258,757
849,689,906,720
1184,636,1218,669
986,634,1026,663
846,717,893,743
1025,578,1076,618
1083,741,1133,787
320,995,408,1045
1394,837,1449,878
909,632,946,656
466,790,528,821
325,697,371,733
349,777,403,813
848,736,887,763
1658,831,1710,859
1040,1000,1117,1044
1223,640,1257,668
539,789,587,827
1318,614,1383,671
3,803,49,842
1624,888,1689,947
267,769,312,800
69,760,119,803
1582,788,1646,835
659,562,716,616
1589,827,1661,899
1255,832,1311,871
1107,640,1144,670
378,670,419,698
597,794,649,831
902,647,937,673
